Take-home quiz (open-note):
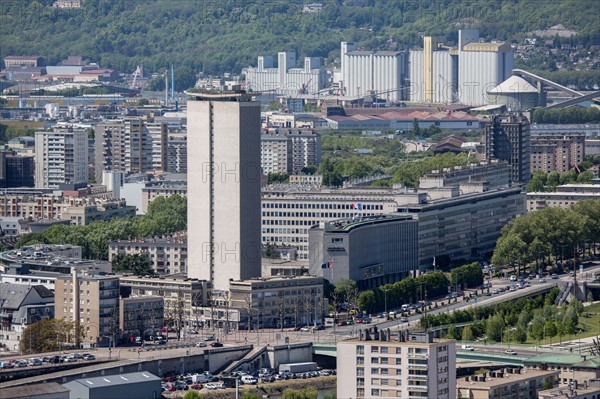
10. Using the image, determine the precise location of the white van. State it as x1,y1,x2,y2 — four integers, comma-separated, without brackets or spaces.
241,375,258,385
191,373,210,384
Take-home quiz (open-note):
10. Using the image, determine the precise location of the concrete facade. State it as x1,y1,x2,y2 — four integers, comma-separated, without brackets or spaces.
456,368,559,399
531,132,585,174
337,330,456,399
527,183,600,212
187,95,262,291
484,114,531,184
308,215,419,288
109,233,187,275
35,128,88,188
261,129,321,175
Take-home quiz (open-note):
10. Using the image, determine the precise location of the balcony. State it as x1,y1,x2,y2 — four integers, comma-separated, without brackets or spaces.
407,385,428,392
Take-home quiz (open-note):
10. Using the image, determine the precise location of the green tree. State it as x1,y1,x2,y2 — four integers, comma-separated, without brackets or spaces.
283,388,318,399
183,390,204,399
136,98,150,106
111,253,154,276
450,262,484,290
513,326,527,343
358,290,376,313
242,394,261,399
544,320,557,340
485,313,504,342
461,325,474,341
20,319,82,355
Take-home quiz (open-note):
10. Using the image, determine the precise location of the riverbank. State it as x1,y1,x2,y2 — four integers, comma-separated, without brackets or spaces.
165,376,336,398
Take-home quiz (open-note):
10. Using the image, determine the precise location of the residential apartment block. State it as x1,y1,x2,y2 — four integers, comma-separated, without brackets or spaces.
531,132,585,174
119,275,209,329
484,114,531,184
55,272,120,347
527,183,600,212
119,295,164,342
0,284,54,352
261,129,321,175
228,275,325,330
167,132,187,173
0,187,133,225
94,117,168,182
141,180,187,214
456,367,559,399
337,329,456,399
109,233,187,275
35,128,88,188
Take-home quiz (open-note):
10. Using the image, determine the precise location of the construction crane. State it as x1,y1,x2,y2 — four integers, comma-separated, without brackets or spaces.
129,65,142,90
298,78,313,95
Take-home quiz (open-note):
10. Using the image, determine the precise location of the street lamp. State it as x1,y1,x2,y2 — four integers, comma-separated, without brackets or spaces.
383,289,391,319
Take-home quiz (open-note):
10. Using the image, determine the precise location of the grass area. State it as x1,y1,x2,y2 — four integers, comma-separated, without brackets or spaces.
525,302,600,346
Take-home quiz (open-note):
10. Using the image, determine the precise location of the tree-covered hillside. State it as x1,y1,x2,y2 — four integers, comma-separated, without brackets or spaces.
1,0,598,77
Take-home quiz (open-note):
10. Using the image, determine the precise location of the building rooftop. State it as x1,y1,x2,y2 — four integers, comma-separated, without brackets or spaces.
463,42,512,52
488,75,538,94
0,283,53,310
64,371,160,389
321,214,413,233
457,369,559,390
1,382,69,399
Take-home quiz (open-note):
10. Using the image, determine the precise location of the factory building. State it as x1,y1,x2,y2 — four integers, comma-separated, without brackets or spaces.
243,51,328,96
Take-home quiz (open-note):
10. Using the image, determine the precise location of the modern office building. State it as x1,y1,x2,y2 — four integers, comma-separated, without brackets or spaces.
585,139,600,156
484,114,531,183
531,132,585,174
308,215,419,288
186,91,262,291
527,183,600,212
341,42,409,102
456,368,559,399
94,117,168,182
0,151,34,188
419,160,511,190
397,187,525,269
108,233,187,275
337,329,456,399
262,183,525,266
54,271,120,346
35,127,88,188
261,129,321,175
228,275,324,330
261,186,405,260
243,51,328,96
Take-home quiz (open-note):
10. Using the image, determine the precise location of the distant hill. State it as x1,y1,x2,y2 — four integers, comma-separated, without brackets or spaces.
1,0,598,84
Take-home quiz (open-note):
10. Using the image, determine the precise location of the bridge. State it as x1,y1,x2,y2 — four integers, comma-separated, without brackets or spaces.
512,69,600,108
313,342,526,365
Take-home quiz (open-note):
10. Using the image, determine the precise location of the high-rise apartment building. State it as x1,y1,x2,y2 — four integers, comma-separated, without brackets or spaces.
94,117,168,181
167,132,187,173
186,91,262,291
337,329,456,399
35,128,88,188
531,132,585,174
260,129,321,175
484,114,531,183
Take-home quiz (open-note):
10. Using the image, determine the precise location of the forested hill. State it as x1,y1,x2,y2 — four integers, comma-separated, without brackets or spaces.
1,0,598,81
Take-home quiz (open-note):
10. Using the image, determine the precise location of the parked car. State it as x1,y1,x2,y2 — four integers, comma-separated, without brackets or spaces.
461,345,475,351
504,349,517,355
190,384,203,390
399,317,408,323
0,361,14,369
14,359,28,367
196,341,207,347
300,326,311,332
82,354,96,361
551,273,559,279
204,335,215,341
241,375,258,385
210,342,224,347
27,358,42,366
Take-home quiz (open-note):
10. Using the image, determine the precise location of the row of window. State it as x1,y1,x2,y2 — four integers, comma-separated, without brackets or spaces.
262,203,384,210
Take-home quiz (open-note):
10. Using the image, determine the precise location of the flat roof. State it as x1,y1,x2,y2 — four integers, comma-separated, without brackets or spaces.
324,215,414,232
64,371,160,389
457,370,559,390
1,382,69,398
